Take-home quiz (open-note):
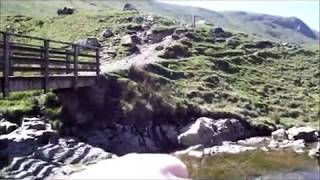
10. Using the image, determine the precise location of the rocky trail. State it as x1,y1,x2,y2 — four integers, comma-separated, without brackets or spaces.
101,36,173,73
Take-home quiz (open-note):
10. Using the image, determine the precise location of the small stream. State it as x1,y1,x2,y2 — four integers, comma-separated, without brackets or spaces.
178,149,319,180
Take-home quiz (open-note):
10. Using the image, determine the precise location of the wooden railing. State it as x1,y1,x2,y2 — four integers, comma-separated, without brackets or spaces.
0,31,100,97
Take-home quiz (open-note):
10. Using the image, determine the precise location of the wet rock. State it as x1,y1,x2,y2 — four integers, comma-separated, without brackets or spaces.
3,138,115,179
271,128,288,141
237,136,270,146
100,29,113,38
286,127,318,142
178,117,253,147
268,139,306,153
203,143,257,155
174,144,204,158
122,3,138,12
0,120,18,135
308,142,320,159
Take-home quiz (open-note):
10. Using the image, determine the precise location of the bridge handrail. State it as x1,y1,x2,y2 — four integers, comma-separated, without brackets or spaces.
0,31,100,97
0,31,100,50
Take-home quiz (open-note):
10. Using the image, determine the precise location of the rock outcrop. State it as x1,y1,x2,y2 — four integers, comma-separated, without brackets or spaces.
0,118,115,179
177,117,254,147
0,120,17,135
74,37,102,49
122,3,138,12
286,127,318,142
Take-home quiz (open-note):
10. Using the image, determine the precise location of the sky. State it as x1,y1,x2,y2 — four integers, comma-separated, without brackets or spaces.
160,0,320,31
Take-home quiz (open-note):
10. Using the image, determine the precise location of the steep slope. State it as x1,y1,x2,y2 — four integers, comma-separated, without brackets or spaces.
0,10,319,129
0,0,318,44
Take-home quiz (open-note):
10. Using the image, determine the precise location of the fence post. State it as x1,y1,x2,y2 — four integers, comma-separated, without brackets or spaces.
2,32,10,97
95,48,100,85
43,40,49,93
66,50,71,74
73,45,79,90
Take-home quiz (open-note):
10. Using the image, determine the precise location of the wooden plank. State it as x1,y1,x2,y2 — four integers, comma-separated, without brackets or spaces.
12,66,67,73
66,50,71,74
77,61,97,66
2,32,10,97
12,51,41,58
49,49,69,55
11,56,42,65
10,45,43,53
78,53,96,58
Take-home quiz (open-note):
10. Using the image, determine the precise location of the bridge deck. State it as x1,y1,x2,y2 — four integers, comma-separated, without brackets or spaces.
0,75,97,92
0,31,100,97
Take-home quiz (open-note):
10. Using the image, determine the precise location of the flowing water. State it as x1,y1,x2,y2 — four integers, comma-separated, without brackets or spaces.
179,149,319,180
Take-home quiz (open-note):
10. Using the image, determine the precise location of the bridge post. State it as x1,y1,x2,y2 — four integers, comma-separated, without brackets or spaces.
2,32,10,97
72,45,79,90
95,48,100,85
66,50,71,74
43,40,49,93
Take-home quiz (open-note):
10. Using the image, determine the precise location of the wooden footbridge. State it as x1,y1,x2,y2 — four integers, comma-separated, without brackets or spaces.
0,31,100,97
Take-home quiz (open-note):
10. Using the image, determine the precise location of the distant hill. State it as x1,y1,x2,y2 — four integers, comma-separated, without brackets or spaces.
1,0,319,44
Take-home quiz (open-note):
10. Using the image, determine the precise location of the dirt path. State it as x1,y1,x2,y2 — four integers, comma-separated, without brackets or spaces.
100,36,172,73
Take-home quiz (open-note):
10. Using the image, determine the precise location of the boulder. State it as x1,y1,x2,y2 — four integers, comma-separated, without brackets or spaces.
241,41,273,49
75,38,101,49
212,26,225,34
155,45,164,51
286,127,318,142
271,128,288,141
127,24,143,32
215,38,226,43
174,28,188,35
122,3,138,12
226,36,240,47
237,136,270,146
0,120,18,135
148,27,176,43
132,16,144,24
100,29,114,38
131,34,142,45
179,37,192,47
57,7,75,15
121,35,134,47
158,42,191,59
177,117,252,147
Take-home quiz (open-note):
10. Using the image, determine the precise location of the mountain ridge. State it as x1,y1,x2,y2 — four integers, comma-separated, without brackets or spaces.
0,0,319,44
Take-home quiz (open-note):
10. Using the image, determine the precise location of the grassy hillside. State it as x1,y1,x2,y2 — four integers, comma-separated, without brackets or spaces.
0,0,318,44
0,9,318,129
